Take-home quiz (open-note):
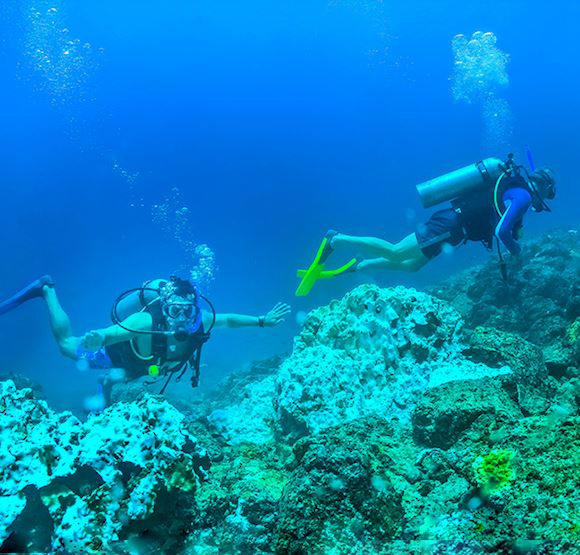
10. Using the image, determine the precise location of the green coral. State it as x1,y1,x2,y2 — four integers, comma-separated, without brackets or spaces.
566,319,580,345
166,456,198,492
473,449,515,494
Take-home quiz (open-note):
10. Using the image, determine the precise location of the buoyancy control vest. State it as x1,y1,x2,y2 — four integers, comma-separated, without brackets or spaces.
109,278,214,391
416,155,533,250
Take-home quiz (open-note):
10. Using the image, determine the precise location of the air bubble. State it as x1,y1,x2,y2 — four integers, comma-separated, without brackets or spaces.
450,30,512,150
83,393,106,413
22,0,102,105
295,311,308,327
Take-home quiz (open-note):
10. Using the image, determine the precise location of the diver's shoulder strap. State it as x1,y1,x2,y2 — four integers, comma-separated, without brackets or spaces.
145,300,168,361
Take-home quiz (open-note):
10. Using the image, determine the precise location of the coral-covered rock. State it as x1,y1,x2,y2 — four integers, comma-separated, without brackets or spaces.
190,439,291,554
0,372,43,398
413,372,522,449
207,375,277,445
0,381,81,496
274,417,407,554
0,381,209,553
431,229,580,347
196,356,284,446
413,328,556,448
0,494,26,546
462,327,554,414
412,377,522,449
275,285,501,442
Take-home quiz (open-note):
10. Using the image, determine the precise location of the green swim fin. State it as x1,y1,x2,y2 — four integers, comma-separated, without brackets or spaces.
295,238,358,296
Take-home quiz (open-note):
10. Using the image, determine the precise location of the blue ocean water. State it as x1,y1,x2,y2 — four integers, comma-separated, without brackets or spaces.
0,0,578,414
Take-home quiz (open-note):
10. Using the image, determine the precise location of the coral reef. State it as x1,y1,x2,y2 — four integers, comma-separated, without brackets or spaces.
432,228,580,347
0,371,43,398
273,417,408,554
182,233,578,553
275,285,467,442
0,381,209,553
3,231,580,553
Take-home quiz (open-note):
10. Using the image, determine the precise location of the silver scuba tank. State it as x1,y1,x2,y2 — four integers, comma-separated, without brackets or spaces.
416,157,505,208
114,278,166,321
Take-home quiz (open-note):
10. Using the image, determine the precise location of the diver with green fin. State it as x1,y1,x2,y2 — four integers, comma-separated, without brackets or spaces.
296,150,556,295
0,275,290,405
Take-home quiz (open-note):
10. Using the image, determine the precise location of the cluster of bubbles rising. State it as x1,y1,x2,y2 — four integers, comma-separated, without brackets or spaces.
22,2,101,105
152,187,217,290
111,161,217,290
21,4,216,288
451,31,513,151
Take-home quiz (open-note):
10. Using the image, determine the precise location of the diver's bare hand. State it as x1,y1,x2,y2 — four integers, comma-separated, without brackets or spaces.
263,302,291,327
81,330,105,352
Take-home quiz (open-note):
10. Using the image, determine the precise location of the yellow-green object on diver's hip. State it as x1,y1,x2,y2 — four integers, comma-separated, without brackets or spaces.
295,237,357,296
148,364,160,377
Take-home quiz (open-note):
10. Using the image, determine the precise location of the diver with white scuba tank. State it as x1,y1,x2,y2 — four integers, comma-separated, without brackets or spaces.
295,149,556,295
0,275,291,405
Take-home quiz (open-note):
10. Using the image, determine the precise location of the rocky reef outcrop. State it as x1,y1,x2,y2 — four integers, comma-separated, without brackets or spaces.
0,381,209,554
183,232,579,553
432,228,580,372
2,230,579,554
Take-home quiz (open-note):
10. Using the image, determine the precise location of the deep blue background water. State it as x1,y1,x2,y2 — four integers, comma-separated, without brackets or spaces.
1,0,578,413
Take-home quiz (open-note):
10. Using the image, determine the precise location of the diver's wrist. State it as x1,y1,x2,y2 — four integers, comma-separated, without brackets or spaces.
95,332,107,349
258,315,265,328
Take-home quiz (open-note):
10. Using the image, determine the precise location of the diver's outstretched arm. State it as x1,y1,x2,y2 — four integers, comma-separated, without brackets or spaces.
209,302,291,329
86,312,153,349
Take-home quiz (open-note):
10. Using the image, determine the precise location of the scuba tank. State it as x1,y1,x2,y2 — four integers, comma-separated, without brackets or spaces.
416,157,505,208
113,278,166,320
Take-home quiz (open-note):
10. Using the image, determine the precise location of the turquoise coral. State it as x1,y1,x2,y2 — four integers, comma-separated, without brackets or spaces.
0,380,208,553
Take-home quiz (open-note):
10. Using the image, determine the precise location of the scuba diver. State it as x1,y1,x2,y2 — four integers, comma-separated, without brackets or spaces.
295,152,556,295
0,275,291,404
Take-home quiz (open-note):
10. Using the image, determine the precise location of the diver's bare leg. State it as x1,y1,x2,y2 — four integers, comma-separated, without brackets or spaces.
331,234,398,259
353,234,430,273
356,251,430,273
333,232,425,264
41,286,80,359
